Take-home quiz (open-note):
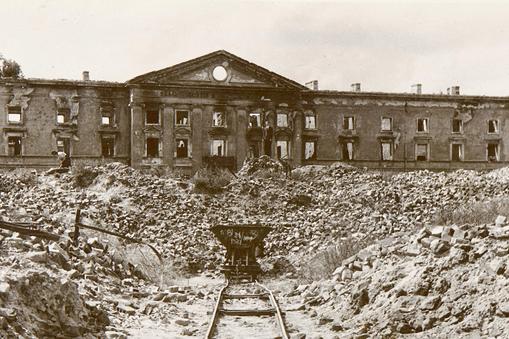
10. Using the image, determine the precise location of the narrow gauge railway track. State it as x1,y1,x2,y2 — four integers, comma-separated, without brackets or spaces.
205,278,289,339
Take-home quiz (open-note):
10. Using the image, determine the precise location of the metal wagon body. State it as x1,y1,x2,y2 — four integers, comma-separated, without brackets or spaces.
210,224,271,280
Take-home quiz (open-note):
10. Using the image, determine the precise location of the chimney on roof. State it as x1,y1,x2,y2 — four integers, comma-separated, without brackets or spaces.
351,83,361,92
412,83,422,94
305,80,318,90
447,86,460,95
82,71,90,81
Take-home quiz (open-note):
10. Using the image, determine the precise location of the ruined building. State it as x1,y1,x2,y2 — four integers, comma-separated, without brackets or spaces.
1,50,508,172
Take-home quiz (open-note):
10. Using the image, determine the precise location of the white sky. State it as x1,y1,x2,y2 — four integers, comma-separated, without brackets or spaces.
2,0,509,95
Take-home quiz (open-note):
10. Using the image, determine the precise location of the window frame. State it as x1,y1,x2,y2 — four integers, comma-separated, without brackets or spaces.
146,137,160,158
249,113,261,128
56,137,71,155
343,116,355,130
304,141,317,160
276,140,290,159
451,143,464,161
381,141,394,161
56,108,71,125
101,136,115,157
7,106,22,124
452,119,463,134
7,136,22,156
145,109,160,125
488,119,499,134
381,117,393,131
417,118,429,133
175,138,189,158
304,114,317,130
415,143,429,161
175,110,190,126
276,113,288,128
212,110,226,127
341,142,354,160
487,143,500,162
210,139,227,156
101,108,114,126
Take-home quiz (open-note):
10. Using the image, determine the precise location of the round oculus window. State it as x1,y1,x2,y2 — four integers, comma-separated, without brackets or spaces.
212,66,228,81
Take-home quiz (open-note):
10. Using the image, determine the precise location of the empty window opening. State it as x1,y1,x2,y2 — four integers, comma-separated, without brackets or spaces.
101,111,113,125
276,113,288,127
342,142,354,160
416,144,428,161
304,141,316,160
343,117,355,130
176,110,189,126
212,111,225,127
211,140,226,156
488,120,499,133
305,115,316,129
7,136,21,156
101,137,115,157
146,138,160,157
381,142,393,160
56,138,70,154
488,144,499,162
381,117,392,131
146,110,159,124
8,106,21,123
276,140,289,159
451,144,463,161
249,113,261,127
57,109,70,124
417,118,429,132
176,139,188,158
452,119,463,133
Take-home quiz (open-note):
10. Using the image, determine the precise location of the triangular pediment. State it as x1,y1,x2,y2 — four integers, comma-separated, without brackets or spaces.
128,50,306,90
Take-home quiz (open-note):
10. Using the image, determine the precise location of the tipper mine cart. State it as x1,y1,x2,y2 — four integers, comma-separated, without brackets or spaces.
211,224,271,281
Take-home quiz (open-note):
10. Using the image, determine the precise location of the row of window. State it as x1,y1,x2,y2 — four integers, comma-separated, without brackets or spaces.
6,106,115,126
4,105,502,135
340,141,500,162
144,137,229,159
144,109,318,130
7,136,115,157
144,137,299,160
342,116,500,134
5,134,500,163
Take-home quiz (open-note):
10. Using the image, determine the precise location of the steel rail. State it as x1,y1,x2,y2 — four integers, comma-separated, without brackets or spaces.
205,279,289,339
205,279,229,339
255,281,290,339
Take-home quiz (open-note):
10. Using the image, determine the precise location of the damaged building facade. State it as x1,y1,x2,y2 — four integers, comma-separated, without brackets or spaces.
1,50,508,172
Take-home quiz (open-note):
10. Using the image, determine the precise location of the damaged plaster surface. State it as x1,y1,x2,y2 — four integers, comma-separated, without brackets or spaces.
7,87,34,111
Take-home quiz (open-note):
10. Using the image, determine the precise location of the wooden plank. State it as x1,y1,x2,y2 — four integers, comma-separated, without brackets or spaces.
223,293,269,299
219,308,276,316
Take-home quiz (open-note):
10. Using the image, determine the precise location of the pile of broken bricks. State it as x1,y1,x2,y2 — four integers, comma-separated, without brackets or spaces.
2,160,509,275
287,215,509,337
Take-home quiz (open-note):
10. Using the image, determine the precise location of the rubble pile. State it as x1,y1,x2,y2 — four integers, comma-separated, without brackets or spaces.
286,216,509,337
237,155,284,176
0,224,221,338
0,231,111,338
1,161,509,272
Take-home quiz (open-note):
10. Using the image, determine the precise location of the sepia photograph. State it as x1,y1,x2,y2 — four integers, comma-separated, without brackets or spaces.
1,0,509,338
